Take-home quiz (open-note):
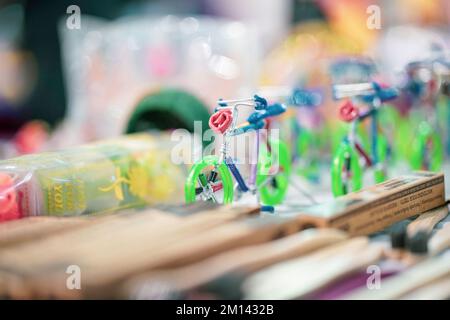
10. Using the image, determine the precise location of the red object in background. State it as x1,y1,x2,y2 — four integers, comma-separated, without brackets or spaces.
209,109,233,134
0,172,21,222
146,45,176,77
264,117,272,130
376,81,389,89
13,120,49,155
339,100,360,122
428,78,438,95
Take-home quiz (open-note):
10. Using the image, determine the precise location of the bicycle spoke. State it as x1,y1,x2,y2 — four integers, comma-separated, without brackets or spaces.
211,182,223,192
195,171,224,203
342,154,351,194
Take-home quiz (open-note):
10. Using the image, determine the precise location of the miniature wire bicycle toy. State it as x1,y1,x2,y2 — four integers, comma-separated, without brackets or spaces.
184,95,289,212
331,81,398,197
288,88,324,182
402,56,448,171
258,86,325,186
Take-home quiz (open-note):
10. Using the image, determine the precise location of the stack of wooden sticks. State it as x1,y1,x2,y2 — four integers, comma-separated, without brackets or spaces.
0,175,449,299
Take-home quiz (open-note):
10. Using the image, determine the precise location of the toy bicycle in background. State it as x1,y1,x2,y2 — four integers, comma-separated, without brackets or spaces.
331,82,398,197
442,62,450,156
288,88,324,182
328,57,379,154
259,86,324,183
328,57,404,156
402,58,447,171
184,95,289,212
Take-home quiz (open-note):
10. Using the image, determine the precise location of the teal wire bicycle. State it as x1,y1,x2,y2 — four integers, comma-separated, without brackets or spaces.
331,82,398,197
184,95,290,212
402,58,447,171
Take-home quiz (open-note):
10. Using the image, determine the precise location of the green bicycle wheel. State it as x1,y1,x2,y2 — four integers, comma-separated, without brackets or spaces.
378,104,402,163
184,155,234,204
396,117,414,162
410,122,444,172
378,104,401,125
374,133,389,184
437,96,450,156
332,122,370,155
257,139,291,205
295,129,320,180
296,128,314,156
331,141,363,197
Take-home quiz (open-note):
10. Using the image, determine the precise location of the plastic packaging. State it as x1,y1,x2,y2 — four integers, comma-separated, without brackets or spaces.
58,15,260,144
0,133,189,221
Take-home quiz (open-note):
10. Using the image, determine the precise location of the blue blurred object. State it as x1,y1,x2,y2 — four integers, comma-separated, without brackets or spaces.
361,82,399,104
290,88,323,107
247,103,286,124
254,94,268,110
229,120,265,136
329,57,377,84
260,205,275,213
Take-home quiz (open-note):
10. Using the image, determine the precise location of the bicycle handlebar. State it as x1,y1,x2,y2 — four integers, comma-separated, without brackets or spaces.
333,82,398,103
332,83,375,99
290,88,322,107
224,102,286,136
217,95,268,110
228,120,265,136
247,103,286,124
213,95,285,136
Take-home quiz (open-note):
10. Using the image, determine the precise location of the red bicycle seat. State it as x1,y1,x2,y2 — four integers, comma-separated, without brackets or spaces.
339,100,359,122
209,109,233,134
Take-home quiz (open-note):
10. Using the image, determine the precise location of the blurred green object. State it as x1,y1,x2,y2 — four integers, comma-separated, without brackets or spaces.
331,141,363,197
125,88,210,138
331,122,369,155
436,95,450,156
184,155,234,204
257,137,291,205
410,121,444,172
294,127,321,181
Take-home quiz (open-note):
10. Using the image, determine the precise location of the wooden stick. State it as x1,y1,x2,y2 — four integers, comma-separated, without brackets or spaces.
0,216,90,248
429,222,450,255
341,254,450,299
401,276,450,300
346,216,450,299
0,271,34,300
242,237,383,299
0,205,257,273
120,229,348,297
0,206,259,298
78,216,308,297
407,204,449,237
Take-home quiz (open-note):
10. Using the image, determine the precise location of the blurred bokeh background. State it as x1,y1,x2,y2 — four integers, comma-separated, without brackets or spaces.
0,0,448,157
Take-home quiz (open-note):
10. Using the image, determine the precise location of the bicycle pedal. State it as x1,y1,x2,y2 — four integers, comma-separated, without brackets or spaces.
260,205,275,213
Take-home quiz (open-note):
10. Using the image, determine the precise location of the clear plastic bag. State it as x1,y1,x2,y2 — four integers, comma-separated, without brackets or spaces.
59,15,260,143
0,133,189,221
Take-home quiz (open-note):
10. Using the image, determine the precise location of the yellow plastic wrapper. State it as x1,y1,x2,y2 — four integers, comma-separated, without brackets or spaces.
0,133,189,221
